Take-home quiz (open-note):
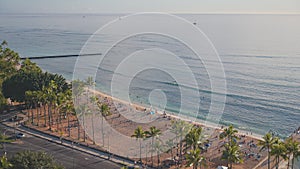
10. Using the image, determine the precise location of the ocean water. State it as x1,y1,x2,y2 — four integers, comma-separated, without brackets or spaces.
1,13,299,137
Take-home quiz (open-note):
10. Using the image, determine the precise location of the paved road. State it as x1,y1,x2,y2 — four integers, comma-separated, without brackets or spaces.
1,128,122,169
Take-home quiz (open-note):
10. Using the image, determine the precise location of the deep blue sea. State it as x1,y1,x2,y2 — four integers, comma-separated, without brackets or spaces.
1,13,299,138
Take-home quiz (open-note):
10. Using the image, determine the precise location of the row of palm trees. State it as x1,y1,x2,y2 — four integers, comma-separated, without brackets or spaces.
218,125,243,169
131,126,162,166
131,122,300,169
131,121,207,168
24,80,71,131
259,132,300,169
25,77,112,145
218,124,300,169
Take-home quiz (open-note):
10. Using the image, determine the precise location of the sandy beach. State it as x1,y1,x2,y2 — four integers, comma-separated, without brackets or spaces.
24,87,270,168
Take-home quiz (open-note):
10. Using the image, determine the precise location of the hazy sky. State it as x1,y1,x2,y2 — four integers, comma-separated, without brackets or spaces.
1,0,300,14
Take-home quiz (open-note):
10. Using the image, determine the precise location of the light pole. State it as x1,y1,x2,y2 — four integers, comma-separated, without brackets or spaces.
71,141,75,169
3,128,8,156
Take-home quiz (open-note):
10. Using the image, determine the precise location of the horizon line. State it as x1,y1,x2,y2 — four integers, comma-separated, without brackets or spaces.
1,12,300,15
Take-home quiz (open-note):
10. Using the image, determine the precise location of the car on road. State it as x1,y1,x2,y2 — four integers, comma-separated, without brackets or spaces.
16,133,25,138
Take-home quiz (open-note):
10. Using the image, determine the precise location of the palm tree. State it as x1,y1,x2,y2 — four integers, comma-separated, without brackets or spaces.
55,89,72,134
145,126,161,166
166,139,175,160
219,125,238,146
63,99,74,137
186,148,206,169
39,88,48,127
222,141,243,169
152,140,165,167
131,126,146,163
258,132,278,169
76,104,89,142
36,90,44,126
25,91,34,124
97,102,111,146
56,92,65,131
185,126,203,151
284,137,295,169
85,77,95,103
289,139,300,169
89,96,99,145
72,79,85,105
271,140,287,169
42,80,58,131
170,120,192,160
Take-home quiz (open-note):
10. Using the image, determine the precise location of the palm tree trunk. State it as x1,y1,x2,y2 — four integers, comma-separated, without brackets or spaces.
151,138,154,166
36,103,39,126
83,112,86,142
67,112,70,137
157,151,160,167
287,155,290,169
102,116,104,146
44,105,47,127
139,139,142,162
291,156,294,169
77,120,80,140
48,104,52,130
31,105,34,124
268,147,271,169
92,112,95,144
180,134,183,160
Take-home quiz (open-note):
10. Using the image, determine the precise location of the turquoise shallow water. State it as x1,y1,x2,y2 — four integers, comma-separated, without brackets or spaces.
0,13,299,137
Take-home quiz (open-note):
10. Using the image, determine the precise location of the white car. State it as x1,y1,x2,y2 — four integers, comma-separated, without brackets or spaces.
16,133,25,138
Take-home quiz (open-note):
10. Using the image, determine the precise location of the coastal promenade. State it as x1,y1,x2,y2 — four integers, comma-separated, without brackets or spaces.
0,112,138,169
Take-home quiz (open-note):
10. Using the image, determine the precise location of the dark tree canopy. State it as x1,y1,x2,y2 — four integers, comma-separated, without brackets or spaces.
10,150,64,169
2,71,69,103
0,40,20,109
0,40,20,80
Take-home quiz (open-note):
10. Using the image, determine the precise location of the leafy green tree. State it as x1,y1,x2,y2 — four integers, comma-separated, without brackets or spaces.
0,155,13,169
10,150,64,169
131,126,146,162
0,133,13,151
0,40,20,110
258,133,278,169
2,71,40,102
19,58,42,74
185,148,206,169
145,126,161,166
2,71,68,103
0,40,20,80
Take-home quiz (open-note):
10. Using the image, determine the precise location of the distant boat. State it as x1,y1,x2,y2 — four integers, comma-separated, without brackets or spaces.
193,22,197,25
